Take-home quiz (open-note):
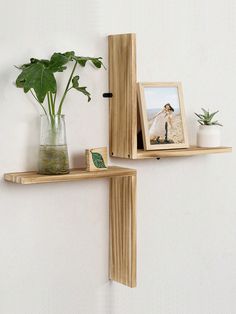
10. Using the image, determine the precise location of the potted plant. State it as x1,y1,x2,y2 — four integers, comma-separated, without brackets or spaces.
15,51,104,175
195,108,222,147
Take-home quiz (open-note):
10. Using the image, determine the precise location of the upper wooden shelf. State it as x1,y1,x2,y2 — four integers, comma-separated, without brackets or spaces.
4,166,136,185
108,33,232,160
136,146,232,159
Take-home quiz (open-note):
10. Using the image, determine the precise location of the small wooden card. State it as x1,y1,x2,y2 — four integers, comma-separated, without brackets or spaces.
86,147,108,171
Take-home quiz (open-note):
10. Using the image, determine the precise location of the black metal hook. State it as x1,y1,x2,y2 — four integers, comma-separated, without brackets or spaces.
103,93,113,98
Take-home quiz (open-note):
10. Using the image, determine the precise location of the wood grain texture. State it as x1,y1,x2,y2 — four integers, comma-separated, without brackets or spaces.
109,174,137,287
108,33,137,159
4,166,136,184
136,146,232,159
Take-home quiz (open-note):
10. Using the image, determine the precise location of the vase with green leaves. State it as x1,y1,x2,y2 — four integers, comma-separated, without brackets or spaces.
15,51,104,174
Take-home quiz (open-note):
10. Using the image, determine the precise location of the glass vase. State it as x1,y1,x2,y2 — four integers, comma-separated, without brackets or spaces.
38,114,70,175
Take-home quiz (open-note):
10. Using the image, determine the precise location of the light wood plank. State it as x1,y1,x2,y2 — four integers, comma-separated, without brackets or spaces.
4,166,136,184
109,33,137,159
109,175,137,287
136,146,232,159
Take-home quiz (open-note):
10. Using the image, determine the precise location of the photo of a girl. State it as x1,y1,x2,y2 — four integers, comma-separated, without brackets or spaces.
149,103,175,144
138,83,189,150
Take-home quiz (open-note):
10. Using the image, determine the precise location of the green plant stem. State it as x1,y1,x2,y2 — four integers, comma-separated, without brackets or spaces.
47,92,56,137
57,61,78,115
30,89,48,117
47,93,53,118
49,91,55,115
53,92,57,109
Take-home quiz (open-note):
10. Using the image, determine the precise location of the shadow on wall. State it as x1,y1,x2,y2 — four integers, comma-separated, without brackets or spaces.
0,66,12,103
71,152,86,168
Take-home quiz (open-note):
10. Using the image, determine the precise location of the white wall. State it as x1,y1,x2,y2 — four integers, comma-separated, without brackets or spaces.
0,0,235,313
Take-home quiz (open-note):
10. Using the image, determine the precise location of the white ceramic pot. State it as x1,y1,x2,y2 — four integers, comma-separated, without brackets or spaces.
197,125,221,148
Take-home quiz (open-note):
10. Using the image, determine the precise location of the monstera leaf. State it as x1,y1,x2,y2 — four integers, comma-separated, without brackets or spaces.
16,62,56,103
15,51,104,107
91,152,106,168
48,53,69,72
63,51,75,60
48,51,76,72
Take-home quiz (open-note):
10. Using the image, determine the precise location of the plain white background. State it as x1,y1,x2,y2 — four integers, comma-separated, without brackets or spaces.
0,0,235,313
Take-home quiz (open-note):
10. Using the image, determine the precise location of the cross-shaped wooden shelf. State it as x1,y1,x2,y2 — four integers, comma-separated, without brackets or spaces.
4,166,137,288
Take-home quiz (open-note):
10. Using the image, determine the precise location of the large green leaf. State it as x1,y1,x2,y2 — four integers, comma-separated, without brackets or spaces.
15,51,104,106
16,71,26,88
63,51,75,61
48,53,68,72
16,63,56,103
91,152,106,168
17,58,50,70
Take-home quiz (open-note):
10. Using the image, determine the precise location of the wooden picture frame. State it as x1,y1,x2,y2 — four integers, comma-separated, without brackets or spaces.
137,82,189,150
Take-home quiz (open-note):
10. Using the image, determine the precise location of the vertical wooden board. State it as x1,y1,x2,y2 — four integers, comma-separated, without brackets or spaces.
130,175,137,285
108,33,137,159
109,175,137,287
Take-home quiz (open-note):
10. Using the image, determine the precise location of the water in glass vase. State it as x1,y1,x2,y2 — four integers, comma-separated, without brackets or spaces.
39,144,69,175
38,115,70,175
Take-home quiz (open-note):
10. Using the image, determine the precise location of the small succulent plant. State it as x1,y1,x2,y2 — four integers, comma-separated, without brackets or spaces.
195,108,222,126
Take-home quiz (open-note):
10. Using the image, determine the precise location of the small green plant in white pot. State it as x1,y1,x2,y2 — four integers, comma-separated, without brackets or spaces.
195,108,222,147
15,51,104,175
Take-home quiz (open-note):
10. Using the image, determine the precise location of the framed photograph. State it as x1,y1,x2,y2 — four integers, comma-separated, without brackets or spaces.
137,82,189,150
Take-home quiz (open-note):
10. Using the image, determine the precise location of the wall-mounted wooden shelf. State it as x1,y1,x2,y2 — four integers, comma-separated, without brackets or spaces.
108,33,232,159
4,166,135,184
4,166,137,288
136,146,232,159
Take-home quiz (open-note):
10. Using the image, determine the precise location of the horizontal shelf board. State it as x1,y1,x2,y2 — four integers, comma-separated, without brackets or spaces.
136,146,232,159
4,166,136,185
